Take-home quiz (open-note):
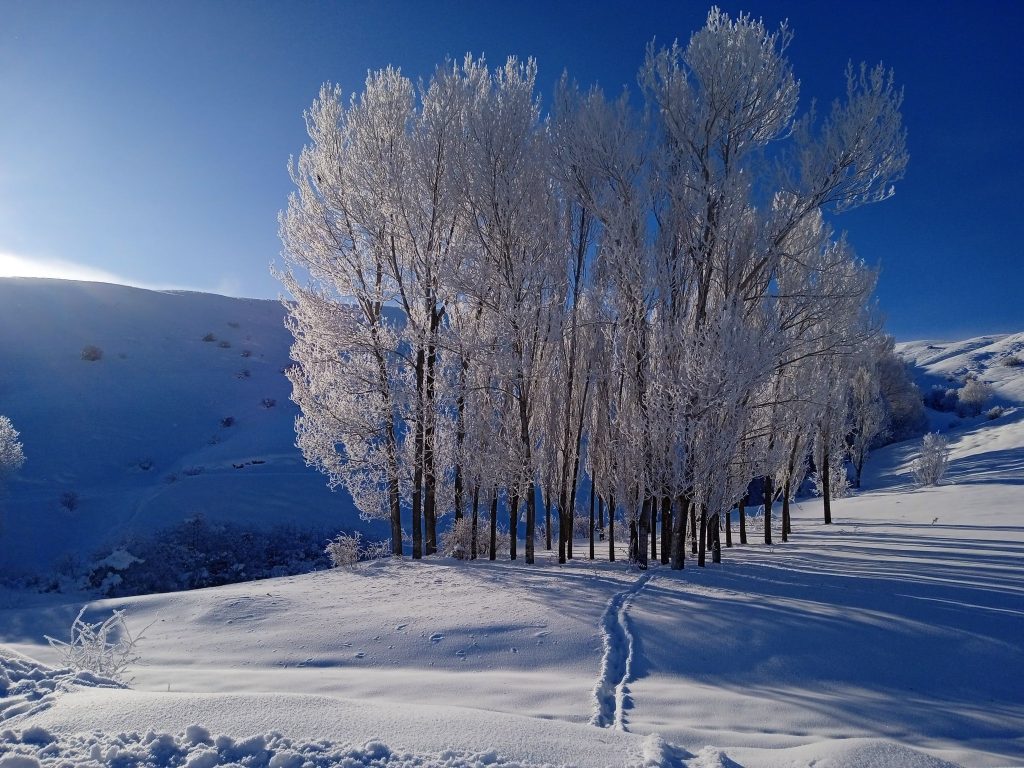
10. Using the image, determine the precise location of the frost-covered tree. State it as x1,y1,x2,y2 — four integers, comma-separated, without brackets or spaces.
875,340,927,441
276,7,906,569
957,378,995,417
848,363,890,488
0,415,25,535
912,432,951,486
0,415,25,486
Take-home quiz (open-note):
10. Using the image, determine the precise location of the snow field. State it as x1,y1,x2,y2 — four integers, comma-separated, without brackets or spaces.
3,298,1024,766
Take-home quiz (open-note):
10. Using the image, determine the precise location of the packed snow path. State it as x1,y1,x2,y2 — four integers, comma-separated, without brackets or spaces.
591,570,653,730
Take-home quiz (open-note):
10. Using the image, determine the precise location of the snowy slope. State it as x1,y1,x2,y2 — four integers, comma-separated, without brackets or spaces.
0,278,368,576
898,333,1024,404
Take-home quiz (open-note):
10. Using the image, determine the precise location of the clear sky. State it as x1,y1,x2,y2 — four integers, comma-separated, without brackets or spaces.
1,0,1021,340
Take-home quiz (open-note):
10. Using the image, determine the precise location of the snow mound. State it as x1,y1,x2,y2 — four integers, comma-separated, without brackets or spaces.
739,737,963,768
0,646,123,724
0,727,563,768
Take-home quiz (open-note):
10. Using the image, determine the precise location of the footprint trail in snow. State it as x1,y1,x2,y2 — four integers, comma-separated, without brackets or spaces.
590,570,653,731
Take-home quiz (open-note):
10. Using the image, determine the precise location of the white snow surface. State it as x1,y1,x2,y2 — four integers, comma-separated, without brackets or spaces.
1,287,1022,766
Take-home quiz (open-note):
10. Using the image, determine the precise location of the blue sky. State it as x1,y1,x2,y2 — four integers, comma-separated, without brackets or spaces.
1,0,1021,340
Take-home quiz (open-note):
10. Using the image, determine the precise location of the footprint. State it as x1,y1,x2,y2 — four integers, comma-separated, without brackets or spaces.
429,633,444,643
396,623,408,631
354,651,365,659
534,630,550,638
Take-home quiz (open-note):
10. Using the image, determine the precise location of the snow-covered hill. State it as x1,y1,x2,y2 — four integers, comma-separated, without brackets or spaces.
0,278,367,578
898,332,1024,404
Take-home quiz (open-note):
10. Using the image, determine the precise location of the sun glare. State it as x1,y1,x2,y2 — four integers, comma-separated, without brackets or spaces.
0,251,135,285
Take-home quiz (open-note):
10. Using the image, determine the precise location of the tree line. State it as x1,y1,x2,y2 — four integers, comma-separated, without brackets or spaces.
276,9,909,569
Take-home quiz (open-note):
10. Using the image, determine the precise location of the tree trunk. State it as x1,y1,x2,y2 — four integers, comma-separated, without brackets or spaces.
489,488,498,562
670,494,686,570
650,497,657,561
544,487,552,551
637,498,650,570
697,506,707,567
454,424,464,524
509,490,519,561
471,486,479,560
711,512,721,563
690,503,698,555
598,492,605,531
763,476,773,545
526,482,536,565
823,444,833,525
412,347,425,559
557,501,567,564
628,517,638,563
589,480,595,560
423,338,439,556
725,509,733,548
739,496,747,545
660,496,671,565
782,479,791,542
608,494,616,562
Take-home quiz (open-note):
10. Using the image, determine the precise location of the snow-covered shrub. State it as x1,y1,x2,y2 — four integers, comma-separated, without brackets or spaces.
440,517,475,559
475,520,511,559
0,414,26,483
325,532,362,568
573,511,591,540
810,464,852,499
87,519,330,596
45,607,148,683
912,432,950,486
986,405,1005,420
957,379,994,417
924,385,959,412
361,538,391,561
202,332,216,342
59,491,79,512
80,344,103,361
1002,354,1022,367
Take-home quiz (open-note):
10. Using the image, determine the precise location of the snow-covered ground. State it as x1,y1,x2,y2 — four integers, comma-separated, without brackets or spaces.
1,282,1021,766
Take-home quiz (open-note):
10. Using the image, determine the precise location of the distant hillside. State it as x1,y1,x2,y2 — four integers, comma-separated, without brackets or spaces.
0,278,369,576
897,333,1024,404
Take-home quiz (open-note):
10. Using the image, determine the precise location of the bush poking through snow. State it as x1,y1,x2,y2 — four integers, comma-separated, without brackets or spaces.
912,432,951,487
440,517,476,559
986,406,1005,420
59,490,79,512
1002,354,1022,367
80,344,103,361
45,607,149,683
957,378,995,417
325,532,362,568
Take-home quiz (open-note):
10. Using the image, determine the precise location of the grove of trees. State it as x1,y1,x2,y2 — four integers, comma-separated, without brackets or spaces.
276,9,909,569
